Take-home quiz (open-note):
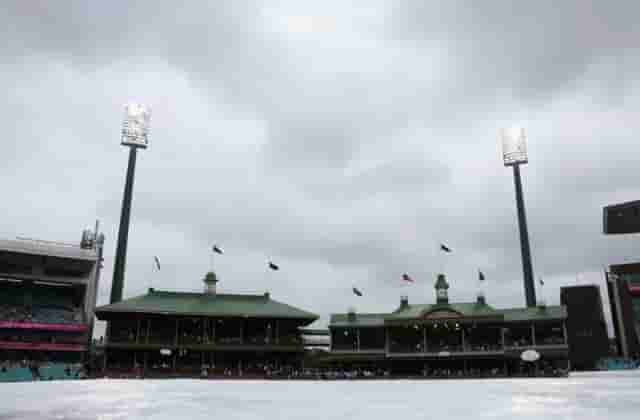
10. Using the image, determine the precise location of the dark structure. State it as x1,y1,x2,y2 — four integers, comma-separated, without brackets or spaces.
0,229,104,381
511,164,536,307
96,272,318,377
111,105,150,304
110,146,138,304
327,274,568,377
607,263,640,359
603,200,640,235
560,285,609,370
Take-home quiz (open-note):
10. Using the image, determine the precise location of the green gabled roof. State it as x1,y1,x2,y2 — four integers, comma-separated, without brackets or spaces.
328,302,568,326
498,305,567,322
330,313,386,327
386,302,500,320
95,290,318,324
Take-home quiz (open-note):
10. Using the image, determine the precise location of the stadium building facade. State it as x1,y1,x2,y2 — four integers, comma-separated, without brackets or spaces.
327,274,569,377
607,263,640,359
95,272,318,377
560,285,610,370
0,229,104,381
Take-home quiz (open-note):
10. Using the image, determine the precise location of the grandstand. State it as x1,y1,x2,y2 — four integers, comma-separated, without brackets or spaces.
327,274,570,378
95,271,318,378
0,228,104,382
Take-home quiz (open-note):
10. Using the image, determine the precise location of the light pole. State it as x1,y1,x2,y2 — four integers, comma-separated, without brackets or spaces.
501,126,536,307
110,104,151,304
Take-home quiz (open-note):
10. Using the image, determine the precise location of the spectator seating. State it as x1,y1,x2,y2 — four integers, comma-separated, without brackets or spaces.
0,363,85,382
0,303,83,325
0,366,34,382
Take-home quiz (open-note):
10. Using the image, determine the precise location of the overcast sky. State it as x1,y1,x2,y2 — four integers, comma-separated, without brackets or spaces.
1,1,639,333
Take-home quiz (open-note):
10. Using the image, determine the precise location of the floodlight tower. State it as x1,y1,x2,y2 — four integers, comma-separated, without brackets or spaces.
110,104,151,304
501,126,536,307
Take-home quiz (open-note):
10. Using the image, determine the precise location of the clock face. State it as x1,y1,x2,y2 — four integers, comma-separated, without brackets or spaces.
437,288,447,299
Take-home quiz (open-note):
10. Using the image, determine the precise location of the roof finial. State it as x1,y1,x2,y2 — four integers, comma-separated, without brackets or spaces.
204,271,218,295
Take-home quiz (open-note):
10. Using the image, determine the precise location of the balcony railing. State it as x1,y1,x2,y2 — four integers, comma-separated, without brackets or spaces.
109,332,304,348
334,341,564,354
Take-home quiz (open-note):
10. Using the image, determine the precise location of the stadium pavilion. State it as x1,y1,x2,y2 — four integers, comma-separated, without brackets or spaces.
327,274,569,377
95,271,318,377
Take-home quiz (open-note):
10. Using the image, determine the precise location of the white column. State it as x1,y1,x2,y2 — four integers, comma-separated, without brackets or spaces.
385,328,390,354
423,326,427,354
461,328,465,352
531,324,536,346
330,328,333,352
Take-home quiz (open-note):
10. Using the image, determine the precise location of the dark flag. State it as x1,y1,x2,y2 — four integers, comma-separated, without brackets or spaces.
352,287,363,297
212,245,223,255
402,273,415,283
268,261,280,271
440,243,452,253
479,270,485,281
153,256,161,271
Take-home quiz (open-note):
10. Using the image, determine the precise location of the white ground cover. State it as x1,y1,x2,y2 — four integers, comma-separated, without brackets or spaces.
0,371,639,420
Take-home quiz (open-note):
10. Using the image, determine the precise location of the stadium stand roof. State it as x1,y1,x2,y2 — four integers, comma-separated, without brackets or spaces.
387,302,500,320
330,303,566,327
95,289,318,323
0,238,97,261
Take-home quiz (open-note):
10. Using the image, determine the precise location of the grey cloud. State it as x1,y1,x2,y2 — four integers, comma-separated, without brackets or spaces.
1,1,639,330
390,1,640,103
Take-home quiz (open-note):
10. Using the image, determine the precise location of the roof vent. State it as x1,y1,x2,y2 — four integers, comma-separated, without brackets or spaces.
400,295,409,309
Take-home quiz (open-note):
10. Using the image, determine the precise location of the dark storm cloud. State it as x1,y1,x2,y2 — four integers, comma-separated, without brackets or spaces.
1,1,639,330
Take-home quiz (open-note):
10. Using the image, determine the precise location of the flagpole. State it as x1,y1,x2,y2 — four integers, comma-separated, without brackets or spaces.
149,258,153,291
266,261,275,295
403,276,408,301
150,256,160,291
